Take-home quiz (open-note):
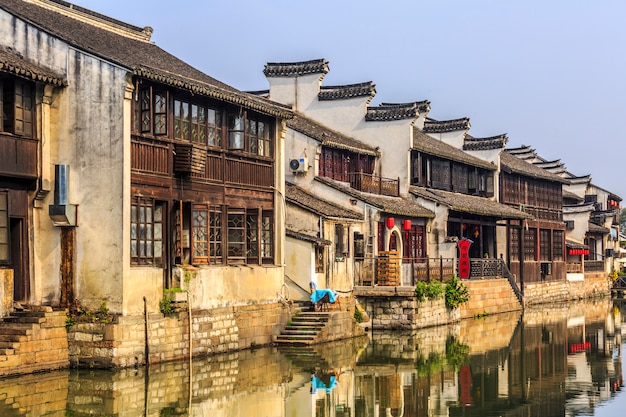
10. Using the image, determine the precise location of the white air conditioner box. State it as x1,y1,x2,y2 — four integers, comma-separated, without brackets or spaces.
289,157,308,173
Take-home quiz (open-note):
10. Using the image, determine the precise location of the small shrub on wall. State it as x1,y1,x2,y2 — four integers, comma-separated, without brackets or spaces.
444,275,470,309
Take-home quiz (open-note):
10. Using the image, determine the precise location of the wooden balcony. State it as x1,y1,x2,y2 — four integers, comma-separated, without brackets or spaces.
0,134,38,179
348,171,399,197
131,136,274,189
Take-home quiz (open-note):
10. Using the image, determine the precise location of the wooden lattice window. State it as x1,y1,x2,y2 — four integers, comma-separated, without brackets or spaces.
192,204,209,263
139,88,167,135
0,192,8,263
131,198,163,265
1,78,34,137
553,230,564,261
209,208,222,263
524,228,536,261
509,227,520,261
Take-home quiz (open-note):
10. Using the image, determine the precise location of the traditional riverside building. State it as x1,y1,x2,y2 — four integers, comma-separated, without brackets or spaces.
507,145,622,280
499,151,569,288
409,129,531,262
0,0,293,370
263,59,436,289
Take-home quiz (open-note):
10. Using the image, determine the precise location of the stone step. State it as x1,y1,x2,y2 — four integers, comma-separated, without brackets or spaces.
275,335,316,345
281,329,319,336
0,326,32,336
297,312,330,318
0,341,19,349
3,315,46,324
0,334,27,343
291,315,329,322
0,348,14,355
284,324,323,331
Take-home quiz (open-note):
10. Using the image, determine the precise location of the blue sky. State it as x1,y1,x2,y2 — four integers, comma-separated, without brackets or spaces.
74,0,626,199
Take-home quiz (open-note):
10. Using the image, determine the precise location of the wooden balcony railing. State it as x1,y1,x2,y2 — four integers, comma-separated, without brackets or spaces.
348,171,400,197
131,136,273,188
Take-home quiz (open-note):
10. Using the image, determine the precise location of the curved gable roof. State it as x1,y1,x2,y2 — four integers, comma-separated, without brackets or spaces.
501,151,569,184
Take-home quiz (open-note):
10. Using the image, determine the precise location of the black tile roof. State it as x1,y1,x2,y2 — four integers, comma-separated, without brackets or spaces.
413,128,495,171
318,81,376,101
588,222,610,235
286,229,331,246
286,182,363,220
264,59,329,77
423,117,470,133
409,186,532,220
566,239,588,249
501,151,569,184
288,113,378,156
0,47,66,86
314,177,435,218
463,134,508,151
365,101,428,122
1,0,292,118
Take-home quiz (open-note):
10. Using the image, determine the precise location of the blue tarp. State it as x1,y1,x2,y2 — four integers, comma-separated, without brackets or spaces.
311,375,337,393
310,289,337,303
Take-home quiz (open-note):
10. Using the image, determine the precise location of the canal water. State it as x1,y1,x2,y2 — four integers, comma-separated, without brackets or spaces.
1,299,625,416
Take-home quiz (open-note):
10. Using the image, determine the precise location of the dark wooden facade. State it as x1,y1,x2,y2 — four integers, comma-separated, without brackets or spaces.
0,75,39,303
501,173,566,285
411,150,494,197
129,79,280,280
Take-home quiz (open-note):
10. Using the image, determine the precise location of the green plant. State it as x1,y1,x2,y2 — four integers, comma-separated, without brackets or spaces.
415,352,445,377
160,294,176,315
415,280,445,302
445,336,470,370
354,307,363,323
414,281,428,302
444,275,470,309
425,280,444,300
183,269,197,285
65,317,75,331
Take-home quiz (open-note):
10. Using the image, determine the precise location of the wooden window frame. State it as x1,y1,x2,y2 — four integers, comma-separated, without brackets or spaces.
315,245,325,273
0,192,8,263
131,197,164,266
1,77,35,137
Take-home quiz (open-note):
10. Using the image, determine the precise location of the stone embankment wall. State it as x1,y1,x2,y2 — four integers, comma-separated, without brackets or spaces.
459,278,522,318
356,287,460,330
68,302,290,368
523,273,610,306
0,307,68,377
317,311,365,342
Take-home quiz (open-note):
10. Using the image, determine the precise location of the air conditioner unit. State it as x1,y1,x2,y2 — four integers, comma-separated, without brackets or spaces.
289,157,308,173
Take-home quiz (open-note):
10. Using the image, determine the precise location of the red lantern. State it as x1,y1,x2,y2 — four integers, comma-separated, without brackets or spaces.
403,219,412,231
386,217,395,229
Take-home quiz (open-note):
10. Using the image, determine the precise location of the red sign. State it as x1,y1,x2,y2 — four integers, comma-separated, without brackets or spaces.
458,238,472,279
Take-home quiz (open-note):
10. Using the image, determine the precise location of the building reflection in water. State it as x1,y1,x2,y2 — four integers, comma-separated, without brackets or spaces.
0,300,622,416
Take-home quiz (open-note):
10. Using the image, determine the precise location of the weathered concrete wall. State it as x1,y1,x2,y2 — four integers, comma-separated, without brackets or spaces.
523,273,610,306
0,269,14,318
68,302,291,368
